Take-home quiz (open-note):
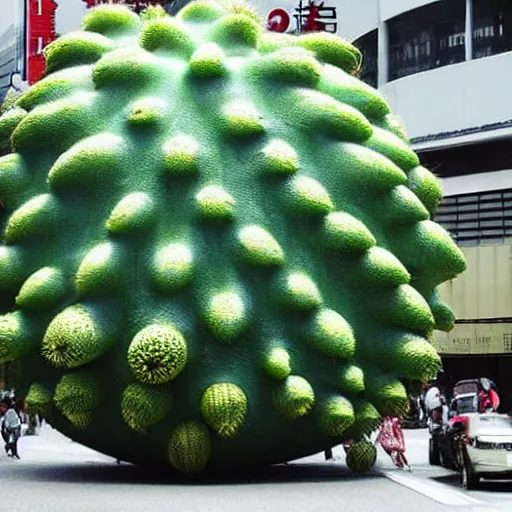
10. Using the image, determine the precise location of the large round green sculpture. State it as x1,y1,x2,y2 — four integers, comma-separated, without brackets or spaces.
0,1,465,475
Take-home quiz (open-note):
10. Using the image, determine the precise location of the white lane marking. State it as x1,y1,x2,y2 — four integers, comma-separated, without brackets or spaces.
384,471,483,507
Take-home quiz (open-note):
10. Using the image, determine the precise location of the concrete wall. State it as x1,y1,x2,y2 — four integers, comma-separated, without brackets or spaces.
379,0,441,21
380,52,512,139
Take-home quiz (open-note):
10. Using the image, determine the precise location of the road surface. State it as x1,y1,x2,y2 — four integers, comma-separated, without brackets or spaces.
0,425,511,512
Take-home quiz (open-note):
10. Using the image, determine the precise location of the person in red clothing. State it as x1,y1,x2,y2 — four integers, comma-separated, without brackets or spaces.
376,416,410,470
478,378,500,413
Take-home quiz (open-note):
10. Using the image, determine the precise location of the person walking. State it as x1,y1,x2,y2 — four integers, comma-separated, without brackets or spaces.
1,399,22,459
376,416,410,470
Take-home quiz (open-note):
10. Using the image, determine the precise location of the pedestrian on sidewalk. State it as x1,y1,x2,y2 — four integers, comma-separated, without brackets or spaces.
376,415,410,470
1,398,22,459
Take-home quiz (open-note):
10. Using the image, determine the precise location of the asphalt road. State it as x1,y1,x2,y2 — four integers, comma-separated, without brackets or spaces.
0,425,511,512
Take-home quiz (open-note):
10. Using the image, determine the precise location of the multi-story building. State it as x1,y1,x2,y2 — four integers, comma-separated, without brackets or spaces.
339,0,512,402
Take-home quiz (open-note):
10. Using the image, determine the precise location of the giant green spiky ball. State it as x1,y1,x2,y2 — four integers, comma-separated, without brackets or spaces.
0,1,465,476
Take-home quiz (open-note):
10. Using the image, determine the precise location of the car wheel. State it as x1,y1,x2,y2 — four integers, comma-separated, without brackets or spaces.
429,438,440,465
460,450,479,490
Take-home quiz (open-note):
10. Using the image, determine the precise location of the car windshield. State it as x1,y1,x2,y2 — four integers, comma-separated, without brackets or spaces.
476,416,512,433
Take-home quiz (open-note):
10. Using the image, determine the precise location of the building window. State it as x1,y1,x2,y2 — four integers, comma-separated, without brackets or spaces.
353,30,377,88
472,0,512,59
388,0,466,81
435,189,512,246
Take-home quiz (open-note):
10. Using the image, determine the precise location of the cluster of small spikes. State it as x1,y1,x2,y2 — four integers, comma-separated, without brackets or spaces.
0,0,466,476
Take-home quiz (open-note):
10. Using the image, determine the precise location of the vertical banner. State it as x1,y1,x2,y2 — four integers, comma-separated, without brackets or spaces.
26,0,57,85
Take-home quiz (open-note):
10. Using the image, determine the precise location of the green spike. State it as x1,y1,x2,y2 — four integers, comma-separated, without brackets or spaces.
220,101,265,138
121,384,171,433
407,166,443,217
237,225,284,266
201,382,248,438
127,97,167,127
338,365,365,395
261,139,299,175
127,324,188,384
189,43,227,78
151,243,194,292
25,383,53,417
163,135,200,175
202,290,248,342
307,308,355,359
82,4,141,35
211,14,261,49
365,374,409,416
178,1,226,21
273,375,315,419
42,304,118,368
106,192,155,235
44,32,116,74
428,289,455,332
274,272,323,310
359,247,410,287
318,396,355,437
262,345,291,380
140,18,196,56
16,267,68,309
0,311,37,363
322,212,376,252
196,185,235,220
168,421,211,474
0,106,27,150
286,176,334,216
54,372,101,430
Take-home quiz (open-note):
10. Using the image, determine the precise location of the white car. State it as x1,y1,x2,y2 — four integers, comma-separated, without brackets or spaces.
450,412,512,489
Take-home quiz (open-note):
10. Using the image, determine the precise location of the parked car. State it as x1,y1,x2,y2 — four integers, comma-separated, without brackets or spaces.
431,412,512,489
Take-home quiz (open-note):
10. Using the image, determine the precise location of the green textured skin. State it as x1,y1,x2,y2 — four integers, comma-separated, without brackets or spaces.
0,1,466,476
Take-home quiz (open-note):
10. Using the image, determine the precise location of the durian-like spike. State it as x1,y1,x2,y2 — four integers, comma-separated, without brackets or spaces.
407,166,443,217
382,185,430,224
0,311,37,363
374,331,441,382
44,32,116,74
287,89,373,142
0,154,30,210
202,290,248,342
16,267,68,309
139,18,196,57
54,372,101,430
307,308,355,360
11,92,99,152
250,47,321,86
273,375,315,419
121,383,171,433
220,101,265,138
0,106,27,149
106,192,155,235
211,14,261,50
196,185,235,220
318,64,390,120
75,242,124,297
358,247,410,287
375,113,409,142
317,396,355,437
25,383,53,417
428,289,455,332
42,303,118,368
338,365,365,395
48,133,126,190
4,194,62,245
274,271,323,310
168,421,211,475
93,48,165,90
127,324,188,384
178,1,226,22
297,32,362,74
236,225,284,266
82,4,141,35
370,284,435,335
363,126,419,172
189,43,227,78
285,176,334,216
348,400,381,438
127,97,167,127
163,134,200,176
151,243,194,292
261,139,299,175
365,373,409,416
322,212,376,252
346,439,377,473
0,246,27,293
262,345,291,380
200,383,248,438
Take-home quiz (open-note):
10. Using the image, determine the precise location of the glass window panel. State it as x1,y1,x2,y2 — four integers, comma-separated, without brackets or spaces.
479,210,504,219
473,0,512,59
480,220,504,228
458,222,479,229
458,194,479,204
387,0,466,80
478,201,503,210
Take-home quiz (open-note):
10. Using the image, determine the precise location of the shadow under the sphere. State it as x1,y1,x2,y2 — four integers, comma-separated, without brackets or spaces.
4,460,383,487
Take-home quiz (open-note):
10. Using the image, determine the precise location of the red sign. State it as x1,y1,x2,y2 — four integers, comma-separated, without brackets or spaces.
26,0,58,85
267,8,291,33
